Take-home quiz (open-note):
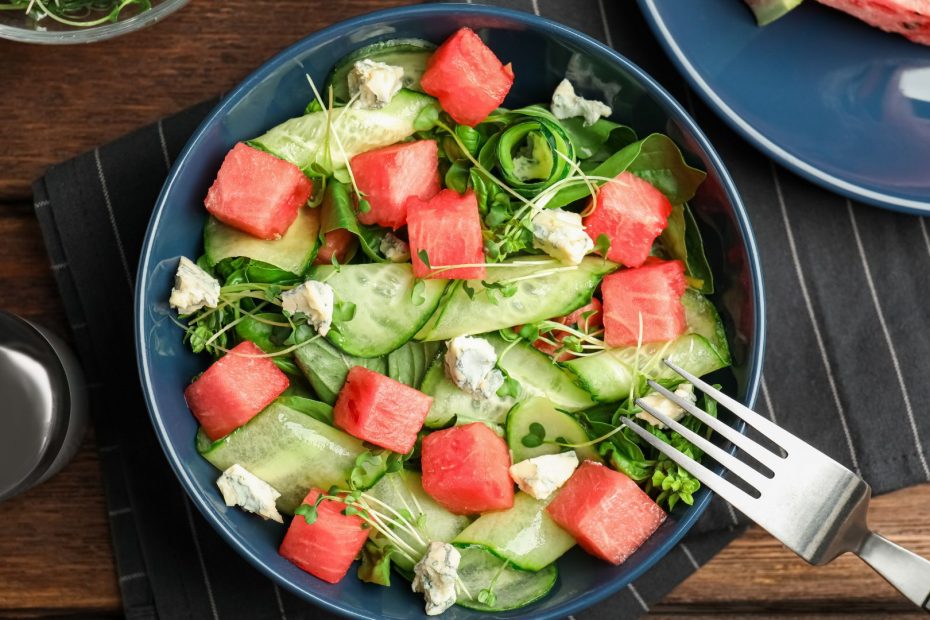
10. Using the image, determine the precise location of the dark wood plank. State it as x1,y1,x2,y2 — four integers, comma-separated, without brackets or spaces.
0,0,418,201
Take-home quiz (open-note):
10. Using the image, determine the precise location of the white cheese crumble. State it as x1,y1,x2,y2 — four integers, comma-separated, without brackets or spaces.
412,542,460,616
380,232,411,262
169,256,221,315
550,78,612,126
280,280,335,336
216,464,283,523
531,208,594,265
348,59,405,109
444,336,505,400
636,383,697,429
509,451,579,500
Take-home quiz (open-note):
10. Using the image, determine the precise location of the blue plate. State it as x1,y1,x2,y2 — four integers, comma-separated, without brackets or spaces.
639,0,930,215
135,4,764,618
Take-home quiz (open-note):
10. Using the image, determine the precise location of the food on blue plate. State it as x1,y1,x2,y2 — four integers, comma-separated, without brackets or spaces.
170,26,731,614
746,0,930,45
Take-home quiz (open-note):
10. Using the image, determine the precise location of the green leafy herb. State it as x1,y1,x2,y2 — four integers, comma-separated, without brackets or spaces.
357,198,372,214
294,501,320,525
413,101,442,132
521,422,546,448
1,0,153,28
358,541,394,587
559,116,637,162
496,375,521,399
320,180,387,263
594,233,612,260
332,300,357,324
417,249,432,269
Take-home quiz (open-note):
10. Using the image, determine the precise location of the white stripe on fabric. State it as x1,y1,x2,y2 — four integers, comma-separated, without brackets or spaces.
920,218,930,261
157,118,172,172
627,583,649,612
567,616,577,620
119,571,148,583
34,199,50,209
597,0,613,47
51,261,67,271
531,0,540,16
760,377,777,424
772,163,860,473
94,148,135,293
274,584,287,620
183,495,220,620
847,201,930,479
680,543,701,571
108,506,132,517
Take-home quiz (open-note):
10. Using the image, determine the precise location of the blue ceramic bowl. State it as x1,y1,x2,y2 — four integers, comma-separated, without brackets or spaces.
135,4,765,618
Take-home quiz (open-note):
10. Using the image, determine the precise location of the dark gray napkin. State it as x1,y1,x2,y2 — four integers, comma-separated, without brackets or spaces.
31,0,930,618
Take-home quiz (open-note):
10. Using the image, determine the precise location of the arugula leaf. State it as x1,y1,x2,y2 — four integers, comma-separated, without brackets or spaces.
660,204,714,294
559,116,637,161
320,180,388,263
547,133,706,209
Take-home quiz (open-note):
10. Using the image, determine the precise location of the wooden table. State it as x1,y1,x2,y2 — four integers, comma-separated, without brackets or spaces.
1,1,927,617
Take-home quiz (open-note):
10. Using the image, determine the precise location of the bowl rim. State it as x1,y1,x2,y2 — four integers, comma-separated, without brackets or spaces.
135,4,766,618
0,0,188,44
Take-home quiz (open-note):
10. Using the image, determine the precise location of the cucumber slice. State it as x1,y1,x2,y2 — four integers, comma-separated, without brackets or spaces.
293,335,387,404
310,263,449,357
420,357,516,429
506,397,600,463
415,257,616,342
387,340,441,389
365,471,472,572
326,38,436,102
197,402,364,513
486,334,595,412
563,333,727,403
453,544,558,612
203,206,320,276
681,289,730,363
453,492,575,571
250,89,436,174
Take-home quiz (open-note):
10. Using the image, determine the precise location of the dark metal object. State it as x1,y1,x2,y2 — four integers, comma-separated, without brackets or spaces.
0,311,87,502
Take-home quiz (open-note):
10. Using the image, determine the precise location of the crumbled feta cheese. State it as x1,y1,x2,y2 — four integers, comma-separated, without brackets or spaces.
531,208,594,265
412,542,460,616
380,232,411,262
216,464,283,523
636,383,697,429
348,59,405,109
280,280,335,336
550,79,612,126
509,451,579,500
169,256,221,315
444,336,505,400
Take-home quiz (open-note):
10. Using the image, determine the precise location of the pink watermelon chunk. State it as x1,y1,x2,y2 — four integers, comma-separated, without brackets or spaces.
421,423,514,515
314,228,357,265
601,258,687,348
584,171,672,267
351,140,441,230
407,189,486,280
547,461,667,565
420,27,515,127
279,488,369,584
333,366,433,454
184,340,289,440
204,143,313,240
816,0,930,46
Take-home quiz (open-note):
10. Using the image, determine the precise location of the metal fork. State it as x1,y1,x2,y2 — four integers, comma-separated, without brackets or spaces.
623,359,930,611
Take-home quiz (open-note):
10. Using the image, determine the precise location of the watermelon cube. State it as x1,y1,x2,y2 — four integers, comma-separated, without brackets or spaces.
313,228,357,265
204,142,313,240
351,140,441,230
547,461,666,565
601,258,687,347
420,27,515,127
184,340,289,440
407,189,485,280
279,488,369,584
584,171,672,267
421,422,513,514
333,366,433,454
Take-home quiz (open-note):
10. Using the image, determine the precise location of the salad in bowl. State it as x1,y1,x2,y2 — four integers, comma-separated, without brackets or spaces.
137,6,762,618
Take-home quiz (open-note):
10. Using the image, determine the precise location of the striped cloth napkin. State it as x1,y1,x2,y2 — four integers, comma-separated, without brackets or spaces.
30,0,930,618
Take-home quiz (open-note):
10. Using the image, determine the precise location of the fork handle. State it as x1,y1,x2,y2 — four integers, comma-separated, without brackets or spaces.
857,531,930,610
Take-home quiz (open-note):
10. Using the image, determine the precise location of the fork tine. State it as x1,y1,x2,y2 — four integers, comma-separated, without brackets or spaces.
662,359,801,451
635,397,771,492
646,380,784,472
620,417,757,510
